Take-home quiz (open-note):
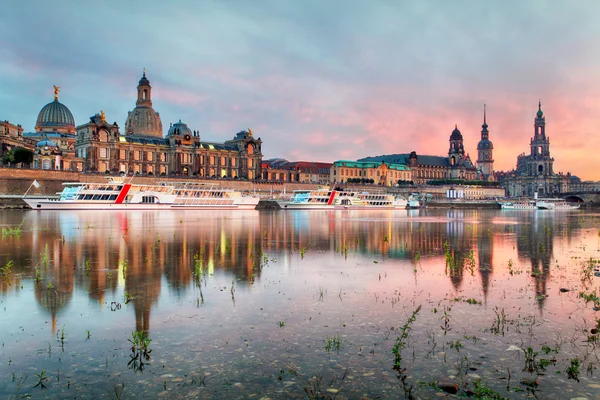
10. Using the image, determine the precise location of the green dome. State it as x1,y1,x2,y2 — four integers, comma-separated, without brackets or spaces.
536,101,543,118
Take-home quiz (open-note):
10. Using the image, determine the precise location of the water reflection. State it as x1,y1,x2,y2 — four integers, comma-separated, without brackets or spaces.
1,208,598,399
0,209,587,333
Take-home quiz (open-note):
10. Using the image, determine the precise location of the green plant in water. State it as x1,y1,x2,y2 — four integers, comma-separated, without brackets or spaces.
1,224,22,237
128,330,152,372
566,358,581,381
0,260,14,284
490,307,507,336
34,369,48,389
300,247,306,259
278,321,285,327
46,281,54,289
84,259,91,272
41,244,50,267
86,330,91,340
120,260,128,279
324,333,341,353
34,267,42,284
414,250,421,263
392,305,421,371
472,378,506,399
440,306,451,336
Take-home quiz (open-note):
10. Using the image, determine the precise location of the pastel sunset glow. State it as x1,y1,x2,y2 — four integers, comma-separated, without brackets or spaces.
2,1,599,179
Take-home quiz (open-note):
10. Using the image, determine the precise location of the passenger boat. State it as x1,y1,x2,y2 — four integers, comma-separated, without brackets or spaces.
24,178,260,210
536,198,580,210
407,193,421,209
278,189,408,210
498,199,537,210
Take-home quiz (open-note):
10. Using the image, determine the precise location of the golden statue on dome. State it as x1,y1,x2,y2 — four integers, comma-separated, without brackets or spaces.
100,110,106,122
53,85,60,99
248,128,253,137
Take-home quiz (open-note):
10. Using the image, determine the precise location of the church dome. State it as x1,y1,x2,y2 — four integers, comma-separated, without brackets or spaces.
450,125,463,140
36,99,75,134
167,120,192,137
125,107,163,137
536,101,544,118
477,139,494,150
124,70,163,138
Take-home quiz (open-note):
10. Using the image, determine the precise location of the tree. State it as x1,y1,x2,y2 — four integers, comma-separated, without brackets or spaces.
2,149,15,165
13,147,33,164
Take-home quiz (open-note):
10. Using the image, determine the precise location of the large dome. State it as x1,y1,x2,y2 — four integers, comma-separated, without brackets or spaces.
125,107,163,137
36,99,76,134
124,70,163,138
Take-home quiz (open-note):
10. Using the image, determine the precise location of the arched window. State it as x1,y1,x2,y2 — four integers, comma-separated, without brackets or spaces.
538,165,543,174
451,157,455,166
143,89,148,100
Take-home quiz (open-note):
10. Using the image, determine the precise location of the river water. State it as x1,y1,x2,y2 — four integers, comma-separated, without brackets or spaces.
0,208,599,399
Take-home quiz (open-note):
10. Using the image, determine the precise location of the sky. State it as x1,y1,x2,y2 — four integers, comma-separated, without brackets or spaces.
1,0,600,180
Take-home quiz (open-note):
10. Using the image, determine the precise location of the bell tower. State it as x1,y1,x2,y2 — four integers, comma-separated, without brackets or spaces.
476,104,495,181
136,68,152,107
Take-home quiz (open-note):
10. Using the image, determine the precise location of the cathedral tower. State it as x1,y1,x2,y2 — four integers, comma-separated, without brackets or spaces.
476,104,495,181
527,101,553,176
448,125,465,178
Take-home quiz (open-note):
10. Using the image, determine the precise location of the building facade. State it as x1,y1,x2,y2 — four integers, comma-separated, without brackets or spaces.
3,71,264,179
359,125,479,184
330,160,411,186
498,103,571,196
261,159,332,183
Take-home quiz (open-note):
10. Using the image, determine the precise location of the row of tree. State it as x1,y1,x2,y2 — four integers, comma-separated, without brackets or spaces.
2,147,34,166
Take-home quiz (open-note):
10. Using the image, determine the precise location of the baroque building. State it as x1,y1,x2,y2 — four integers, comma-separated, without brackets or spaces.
2,70,263,178
359,124,479,184
330,160,411,186
74,71,263,178
498,103,570,196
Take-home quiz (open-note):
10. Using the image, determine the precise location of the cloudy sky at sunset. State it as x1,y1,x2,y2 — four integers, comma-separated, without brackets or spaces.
1,1,599,179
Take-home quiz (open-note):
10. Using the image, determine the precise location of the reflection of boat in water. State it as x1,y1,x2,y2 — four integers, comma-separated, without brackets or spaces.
24,178,260,210
278,189,408,210
536,198,580,210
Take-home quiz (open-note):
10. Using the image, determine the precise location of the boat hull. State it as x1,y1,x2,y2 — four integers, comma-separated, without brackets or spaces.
24,198,259,211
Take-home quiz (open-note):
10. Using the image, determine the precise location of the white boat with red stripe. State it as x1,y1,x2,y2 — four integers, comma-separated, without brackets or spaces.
24,178,260,210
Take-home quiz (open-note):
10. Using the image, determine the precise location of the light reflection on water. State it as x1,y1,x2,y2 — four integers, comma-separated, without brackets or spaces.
0,209,599,399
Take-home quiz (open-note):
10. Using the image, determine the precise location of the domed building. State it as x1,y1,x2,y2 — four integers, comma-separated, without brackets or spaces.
476,105,495,181
124,70,163,138
74,70,263,178
35,86,76,134
21,86,83,171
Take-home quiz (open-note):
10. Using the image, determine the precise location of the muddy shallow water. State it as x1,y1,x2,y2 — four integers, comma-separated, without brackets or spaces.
0,208,599,399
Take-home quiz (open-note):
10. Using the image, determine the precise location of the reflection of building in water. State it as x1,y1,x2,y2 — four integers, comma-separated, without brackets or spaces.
22,210,263,334
476,223,493,302
515,213,555,311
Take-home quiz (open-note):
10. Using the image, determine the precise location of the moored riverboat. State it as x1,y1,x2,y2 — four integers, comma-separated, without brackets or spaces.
23,178,260,210
278,189,408,210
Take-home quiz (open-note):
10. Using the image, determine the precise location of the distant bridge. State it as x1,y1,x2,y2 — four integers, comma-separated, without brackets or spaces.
561,191,600,206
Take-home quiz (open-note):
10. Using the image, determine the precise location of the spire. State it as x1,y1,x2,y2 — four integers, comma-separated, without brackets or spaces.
143,67,146,78
482,104,488,129
536,100,543,118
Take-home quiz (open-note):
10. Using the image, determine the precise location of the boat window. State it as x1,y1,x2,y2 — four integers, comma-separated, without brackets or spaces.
101,195,110,200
